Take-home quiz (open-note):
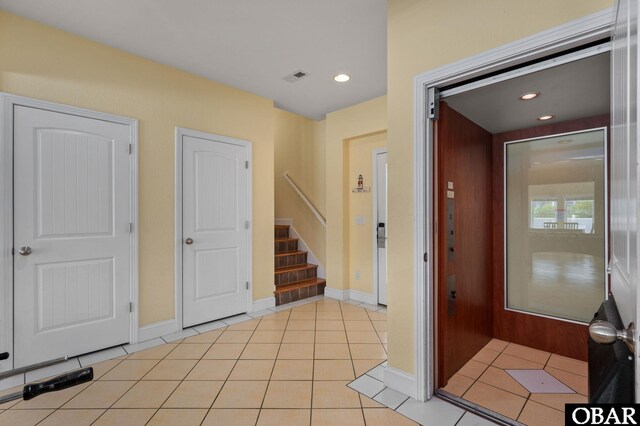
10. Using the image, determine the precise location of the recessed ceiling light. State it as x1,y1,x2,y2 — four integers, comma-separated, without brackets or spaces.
537,115,554,121
519,92,540,100
334,74,350,83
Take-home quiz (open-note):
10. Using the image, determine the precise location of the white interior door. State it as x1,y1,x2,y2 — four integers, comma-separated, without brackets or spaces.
610,0,640,400
13,105,132,368
182,132,250,328
376,151,388,305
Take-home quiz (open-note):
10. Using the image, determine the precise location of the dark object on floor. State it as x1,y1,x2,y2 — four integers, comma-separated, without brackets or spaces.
0,367,93,404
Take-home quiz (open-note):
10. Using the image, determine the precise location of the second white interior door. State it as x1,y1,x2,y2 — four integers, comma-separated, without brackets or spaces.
182,131,250,328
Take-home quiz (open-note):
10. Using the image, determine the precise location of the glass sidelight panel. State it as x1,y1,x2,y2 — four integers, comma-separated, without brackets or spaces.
505,128,607,323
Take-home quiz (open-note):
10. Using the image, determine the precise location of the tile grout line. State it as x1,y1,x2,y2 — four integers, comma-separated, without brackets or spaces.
255,305,292,424
114,322,227,423
157,325,230,426
71,351,153,424
196,316,266,424
97,326,227,425
340,301,368,424
309,301,318,425
198,318,258,426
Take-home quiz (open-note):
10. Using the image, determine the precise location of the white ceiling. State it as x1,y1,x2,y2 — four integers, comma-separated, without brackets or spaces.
0,0,387,120
445,53,610,134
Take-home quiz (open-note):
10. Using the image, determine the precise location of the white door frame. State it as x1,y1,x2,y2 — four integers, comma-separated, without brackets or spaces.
372,147,387,305
0,93,139,371
410,9,614,401
174,127,253,332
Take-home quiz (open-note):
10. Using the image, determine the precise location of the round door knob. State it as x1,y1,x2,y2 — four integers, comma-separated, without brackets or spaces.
589,321,618,344
589,320,635,349
185,238,194,245
18,246,32,256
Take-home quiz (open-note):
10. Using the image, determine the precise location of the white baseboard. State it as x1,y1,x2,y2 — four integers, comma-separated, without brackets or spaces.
324,287,348,300
138,319,177,343
275,218,326,279
252,296,275,312
324,287,377,305
384,366,417,400
348,289,377,305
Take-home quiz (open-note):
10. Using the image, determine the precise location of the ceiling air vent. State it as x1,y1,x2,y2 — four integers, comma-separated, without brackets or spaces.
283,70,309,83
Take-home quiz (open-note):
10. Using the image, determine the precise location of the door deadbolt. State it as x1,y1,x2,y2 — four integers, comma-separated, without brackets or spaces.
185,238,194,245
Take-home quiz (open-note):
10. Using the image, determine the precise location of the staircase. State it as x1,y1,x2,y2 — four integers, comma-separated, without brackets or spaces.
274,224,326,305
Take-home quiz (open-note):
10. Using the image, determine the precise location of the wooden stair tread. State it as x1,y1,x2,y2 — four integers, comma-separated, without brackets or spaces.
275,278,326,293
275,263,318,273
274,250,307,257
274,224,322,305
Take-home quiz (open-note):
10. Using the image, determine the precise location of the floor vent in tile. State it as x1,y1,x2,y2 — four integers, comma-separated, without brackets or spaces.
505,369,574,393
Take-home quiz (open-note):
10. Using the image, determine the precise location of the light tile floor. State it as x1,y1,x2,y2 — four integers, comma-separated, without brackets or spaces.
0,296,507,425
0,297,414,425
440,338,588,426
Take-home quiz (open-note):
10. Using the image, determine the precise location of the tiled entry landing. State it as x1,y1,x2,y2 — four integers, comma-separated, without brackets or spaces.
348,365,495,426
441,339,588,425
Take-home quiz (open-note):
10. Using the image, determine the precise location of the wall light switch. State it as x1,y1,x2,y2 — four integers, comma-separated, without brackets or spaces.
355,215,365,225
355,271,361,280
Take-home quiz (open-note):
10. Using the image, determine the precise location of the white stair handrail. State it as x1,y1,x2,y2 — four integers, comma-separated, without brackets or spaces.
283,172,326,227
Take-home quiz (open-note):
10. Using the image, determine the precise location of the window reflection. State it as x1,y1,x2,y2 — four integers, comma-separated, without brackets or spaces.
506,128,606,323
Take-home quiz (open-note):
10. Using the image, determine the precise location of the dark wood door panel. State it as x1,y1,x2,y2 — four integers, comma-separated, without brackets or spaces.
437,102,493,387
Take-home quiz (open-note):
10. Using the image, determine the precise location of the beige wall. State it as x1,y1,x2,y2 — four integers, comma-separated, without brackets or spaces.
0,11,276,326
274,109,326,265
348,132,387,294
325,96,388,292
386,0,614,374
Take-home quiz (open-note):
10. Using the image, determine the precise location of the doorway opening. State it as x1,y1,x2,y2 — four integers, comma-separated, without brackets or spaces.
344,131,388,306
433,47,610,423
373,148,388,305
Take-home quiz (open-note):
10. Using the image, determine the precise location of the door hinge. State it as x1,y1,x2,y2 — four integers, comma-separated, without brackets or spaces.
424,252,428,262
129,302,134,313
427,86,440,120
246,281,250,290
129,144,133,154
245,220,250,230
11,248,14,256
129,222,134,233
245,160,249,169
